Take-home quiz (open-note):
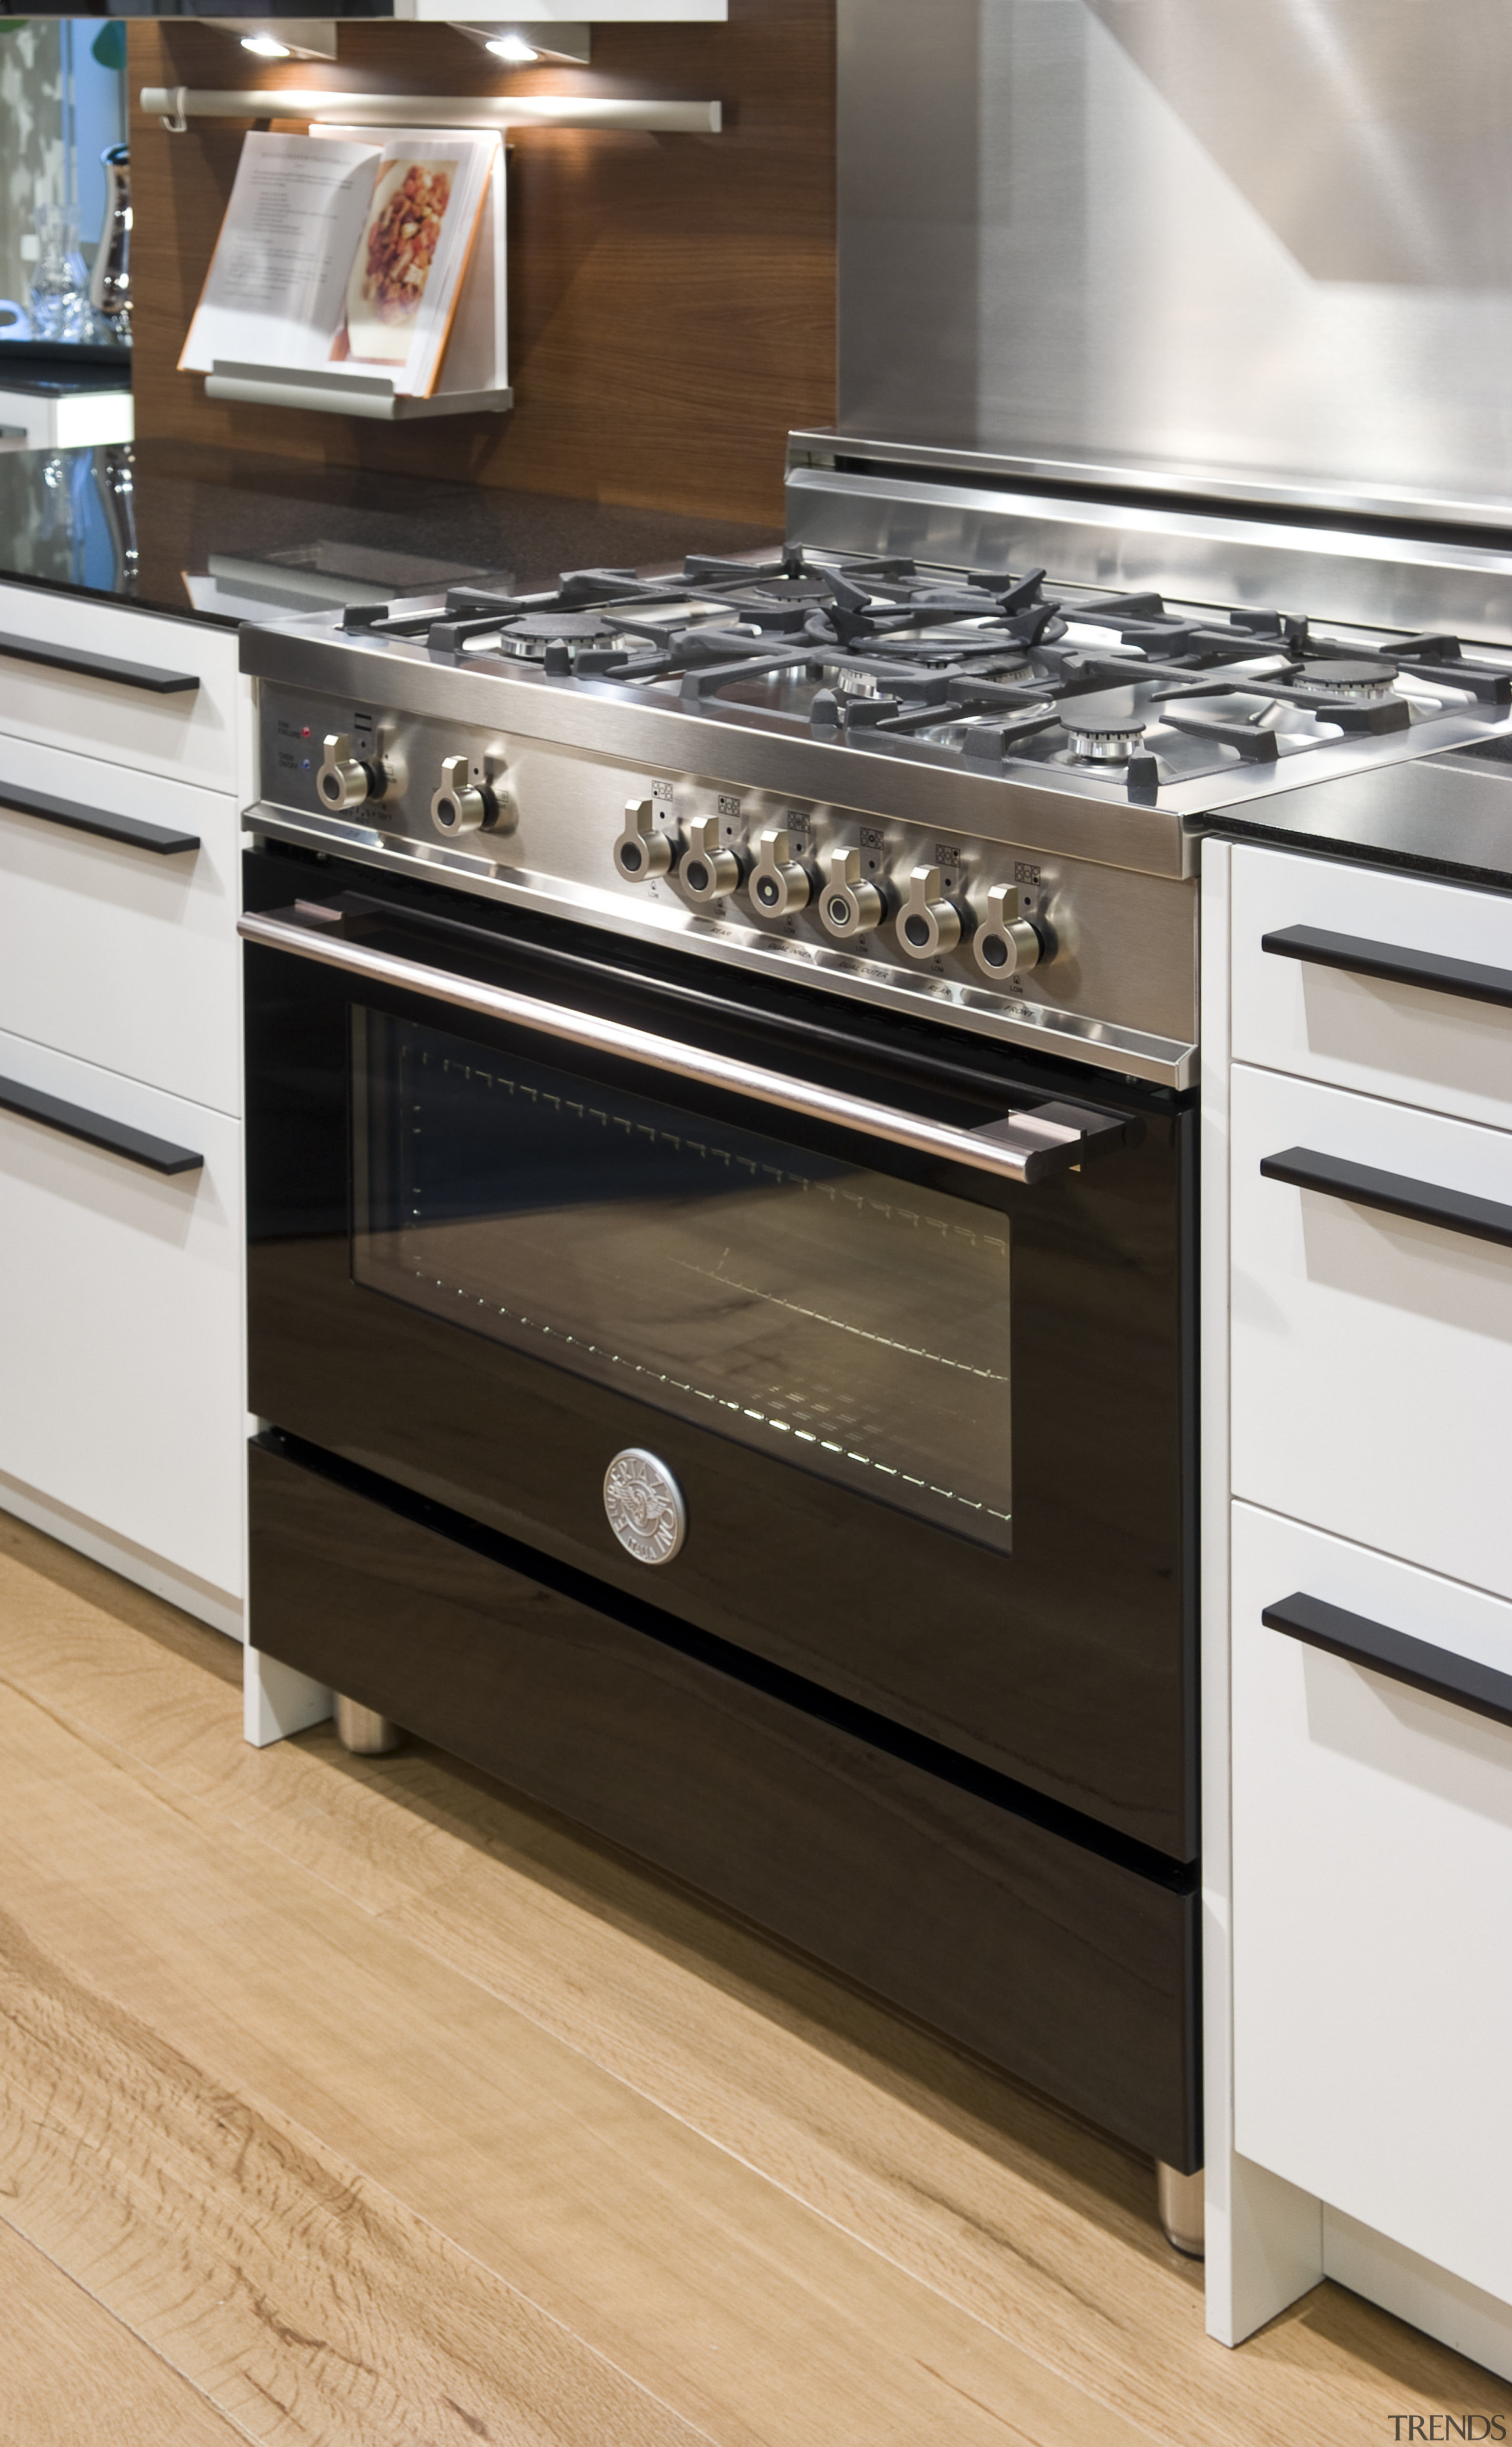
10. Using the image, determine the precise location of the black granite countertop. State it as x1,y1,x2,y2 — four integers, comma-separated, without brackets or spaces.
0,438,779,628
1190,738,1512,896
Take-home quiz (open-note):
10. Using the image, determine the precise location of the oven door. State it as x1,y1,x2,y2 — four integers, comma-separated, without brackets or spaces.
242,853,1195,1858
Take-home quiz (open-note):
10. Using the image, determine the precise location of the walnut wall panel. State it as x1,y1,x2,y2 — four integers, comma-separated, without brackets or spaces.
127,3,835,525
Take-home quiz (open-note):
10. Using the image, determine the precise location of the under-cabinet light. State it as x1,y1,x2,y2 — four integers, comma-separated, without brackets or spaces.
208,19,340,62
452,19,591,64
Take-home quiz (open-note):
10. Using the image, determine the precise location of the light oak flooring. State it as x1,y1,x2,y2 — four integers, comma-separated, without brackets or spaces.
1,1511,1508,2445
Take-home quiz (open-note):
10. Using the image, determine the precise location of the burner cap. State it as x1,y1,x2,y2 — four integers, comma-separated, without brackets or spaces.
737,576,830,602
503,611,615,643
1060,686,1148,761
1293,656,1397,701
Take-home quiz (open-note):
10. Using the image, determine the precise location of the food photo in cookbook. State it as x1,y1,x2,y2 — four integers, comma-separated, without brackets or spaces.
345,158,455,363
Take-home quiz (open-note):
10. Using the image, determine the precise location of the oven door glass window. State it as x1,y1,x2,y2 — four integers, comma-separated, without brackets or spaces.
352,1012,1012,1548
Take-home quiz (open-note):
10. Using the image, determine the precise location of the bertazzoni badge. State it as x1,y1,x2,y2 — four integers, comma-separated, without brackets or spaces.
603,1448,687,1565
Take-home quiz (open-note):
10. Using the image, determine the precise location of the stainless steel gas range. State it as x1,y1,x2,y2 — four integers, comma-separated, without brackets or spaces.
243,536,1512,1102
235,494,1512,2234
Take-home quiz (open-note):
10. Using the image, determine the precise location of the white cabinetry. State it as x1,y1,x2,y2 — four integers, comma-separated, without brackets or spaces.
0,588,251,1634
1231,1501,1512,2309
1204,836,1512,2379
0,735,242,1113
1230,844,1512,1131
0,1029,245,1605
1230,1064,1512,1600
0,582,242,794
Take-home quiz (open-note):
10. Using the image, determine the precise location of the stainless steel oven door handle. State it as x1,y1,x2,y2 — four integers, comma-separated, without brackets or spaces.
237,910,1131,1185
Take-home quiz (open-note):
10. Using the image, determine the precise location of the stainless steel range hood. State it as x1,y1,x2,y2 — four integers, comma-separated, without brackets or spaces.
813,0,1512,536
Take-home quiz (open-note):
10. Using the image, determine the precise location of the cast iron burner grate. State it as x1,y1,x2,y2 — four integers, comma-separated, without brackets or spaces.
335,548,1512,801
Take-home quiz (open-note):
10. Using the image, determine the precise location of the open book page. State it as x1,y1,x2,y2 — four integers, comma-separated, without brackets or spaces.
179,133,379,374
316,129,499,396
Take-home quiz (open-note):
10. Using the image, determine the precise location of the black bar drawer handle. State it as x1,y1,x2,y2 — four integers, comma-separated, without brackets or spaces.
0,1076,203,1175
1260,1145,1512,1250
0,631,199,697
0,782,200,856
1262,923,1512,1012
1265,1591,1512,1730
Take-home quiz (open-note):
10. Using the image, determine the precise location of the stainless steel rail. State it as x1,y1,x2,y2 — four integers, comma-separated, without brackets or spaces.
238,909,1120,1185
142,87,721,134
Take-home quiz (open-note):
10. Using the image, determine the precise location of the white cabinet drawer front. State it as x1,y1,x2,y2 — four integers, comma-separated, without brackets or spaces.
0,582,242,793
1231,842,1512,1129
1231,1061,1512,1594
0,1029,243,1598
0,737,240,1113
1231,1501,1512,2305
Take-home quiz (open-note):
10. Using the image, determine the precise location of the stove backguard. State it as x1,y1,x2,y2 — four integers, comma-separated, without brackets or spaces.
836,0,1512,535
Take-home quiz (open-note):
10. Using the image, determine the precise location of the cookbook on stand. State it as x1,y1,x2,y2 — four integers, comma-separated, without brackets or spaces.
180,126,506,400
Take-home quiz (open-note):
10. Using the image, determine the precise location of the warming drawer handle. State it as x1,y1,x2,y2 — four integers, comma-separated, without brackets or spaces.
1264,1591,1512,1730
1262,924,1512,1012
1260,1146,1512,1250
0,631,200,697
0,1075,204,1175
237,908,1132,1187
0,783,200,856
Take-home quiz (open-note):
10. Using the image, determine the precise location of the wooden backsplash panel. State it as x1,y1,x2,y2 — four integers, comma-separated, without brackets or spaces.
127,2,834,524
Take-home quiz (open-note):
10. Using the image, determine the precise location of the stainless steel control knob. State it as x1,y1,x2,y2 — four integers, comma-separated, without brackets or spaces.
896,864,965,959
613,797,674,881
819,845,886,940
430,754,505,837
748,826,812,918
973,884,1049,980
677,814,742,904
317,731,392,812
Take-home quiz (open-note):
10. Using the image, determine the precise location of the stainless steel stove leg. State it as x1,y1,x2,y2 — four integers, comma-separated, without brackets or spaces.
1156,2162,1205,2258
333,1694,405,1756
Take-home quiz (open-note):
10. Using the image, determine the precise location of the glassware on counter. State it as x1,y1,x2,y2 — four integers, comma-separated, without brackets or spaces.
28,206,111,347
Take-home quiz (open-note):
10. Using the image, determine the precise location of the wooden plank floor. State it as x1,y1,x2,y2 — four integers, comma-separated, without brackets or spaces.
2,1510,1508,2445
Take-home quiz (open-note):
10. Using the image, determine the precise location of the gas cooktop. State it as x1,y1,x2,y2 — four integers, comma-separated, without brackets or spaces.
241,536,1512,1093
334,545,1512,817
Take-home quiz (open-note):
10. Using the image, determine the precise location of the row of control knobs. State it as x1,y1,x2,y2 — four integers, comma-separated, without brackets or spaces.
311,744,1047,982
614,800,1048,978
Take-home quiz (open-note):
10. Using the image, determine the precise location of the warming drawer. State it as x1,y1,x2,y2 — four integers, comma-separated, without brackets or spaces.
249,1427,1201,2171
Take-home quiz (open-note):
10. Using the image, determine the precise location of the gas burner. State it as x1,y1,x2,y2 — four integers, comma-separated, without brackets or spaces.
1061,688,1149,762
500,611,619,649
1292,656,1398,702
